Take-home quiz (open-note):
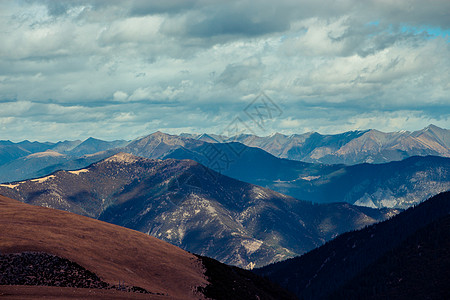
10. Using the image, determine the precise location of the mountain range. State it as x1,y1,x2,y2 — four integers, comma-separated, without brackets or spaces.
0,194,295,300
1,125,449,298
165,142,450,209
0,153,397,269
255,191,450,299
0,125,448,210
1,124,448,168
185,124,450,164
0,137,127,166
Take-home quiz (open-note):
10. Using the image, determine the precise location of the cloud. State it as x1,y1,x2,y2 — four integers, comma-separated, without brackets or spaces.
217,58,265,87
0,0,448,141
113,91,128,102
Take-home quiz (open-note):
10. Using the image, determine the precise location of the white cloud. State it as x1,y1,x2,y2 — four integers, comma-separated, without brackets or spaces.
113,91,128,101
0,0,448,141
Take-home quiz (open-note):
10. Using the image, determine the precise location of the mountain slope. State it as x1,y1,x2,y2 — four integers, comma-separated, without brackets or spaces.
0,140,58,166
165,142,450,209
124,131,205,159
1,125,448,182
331,213,450,299
0,138,127,182
0,144,33,165
0,194,296,300
229,130,368,163
0,150,69,183
67,137,128,157
0,194,207,299
2,131,448,210
0,153,395,268
255,191,450,299
204,125,450,164
0,149,119,183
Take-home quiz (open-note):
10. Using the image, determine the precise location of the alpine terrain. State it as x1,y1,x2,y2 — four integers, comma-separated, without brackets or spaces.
0,153,397,268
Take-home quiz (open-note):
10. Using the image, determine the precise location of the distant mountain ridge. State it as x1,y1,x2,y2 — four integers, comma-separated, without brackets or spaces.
124,131,205,159
1,128,448,210
165,142,450,209
1,125,447,169
0,153,396,268
187,124,450,164
0,137,127,165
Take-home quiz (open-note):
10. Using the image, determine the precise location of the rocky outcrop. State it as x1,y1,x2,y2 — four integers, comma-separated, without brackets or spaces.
0,252,150,294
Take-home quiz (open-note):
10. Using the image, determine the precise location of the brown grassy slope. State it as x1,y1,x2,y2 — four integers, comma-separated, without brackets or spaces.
0,195,207,300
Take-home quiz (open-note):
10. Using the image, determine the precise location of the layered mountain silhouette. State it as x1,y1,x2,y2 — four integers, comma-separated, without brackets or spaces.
1,126,448,298
0,140,53,165
0,194,295,300
165,144,450,208
66,137,128,157
0,149,117,183
1,124,448,168
0,126,448,210
0,137,126,167
0,153,396,268
255,191,450,299
189,124,450,164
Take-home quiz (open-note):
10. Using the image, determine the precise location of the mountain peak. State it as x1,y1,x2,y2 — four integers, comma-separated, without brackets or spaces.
150,131,170,137
268,132,286,138
197,133,221,143
138,131,203,145
83,137,102,143
424,124,444,132
139,131,184,142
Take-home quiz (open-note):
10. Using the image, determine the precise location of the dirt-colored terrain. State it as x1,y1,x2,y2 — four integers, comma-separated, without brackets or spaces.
0,194,207,299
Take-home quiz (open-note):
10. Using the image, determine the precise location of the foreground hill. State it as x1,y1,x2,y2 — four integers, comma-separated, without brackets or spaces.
255,191,450,299
0,153,395,268
331,213,450,299
0,195,295,300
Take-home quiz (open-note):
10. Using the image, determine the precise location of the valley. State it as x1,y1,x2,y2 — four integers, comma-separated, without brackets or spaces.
0,125,448,298
0,153,397,268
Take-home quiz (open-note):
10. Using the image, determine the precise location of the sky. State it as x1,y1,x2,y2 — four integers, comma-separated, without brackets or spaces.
0,0,449,142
